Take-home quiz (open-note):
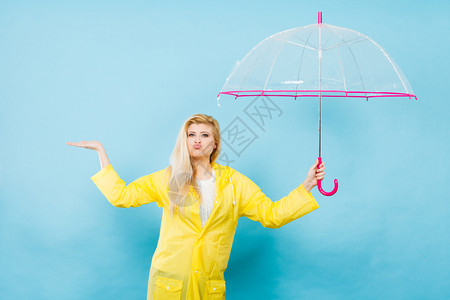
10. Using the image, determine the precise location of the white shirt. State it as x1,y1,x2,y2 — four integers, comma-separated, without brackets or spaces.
196,169,217,227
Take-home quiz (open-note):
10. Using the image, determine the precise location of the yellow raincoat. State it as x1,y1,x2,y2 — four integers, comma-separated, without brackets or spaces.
91,162,319,300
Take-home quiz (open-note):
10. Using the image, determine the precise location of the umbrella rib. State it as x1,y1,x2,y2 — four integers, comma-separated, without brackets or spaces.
363,35,410,94
263,38,288,91
336,46,348,92
325,25,348,92
322,36,367,52
321,25,349,92
295,27,317,94
326,25,366,94
321,25,335,50
238,49,263,95
289,24,319,49
231,34,274,96
328,24,410,93
348,47,367,94
271,37,317,51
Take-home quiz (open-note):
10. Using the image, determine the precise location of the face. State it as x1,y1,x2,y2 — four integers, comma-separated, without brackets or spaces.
187,123,216,161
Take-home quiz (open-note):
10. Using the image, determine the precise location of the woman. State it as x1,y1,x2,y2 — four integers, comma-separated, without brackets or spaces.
67,113,325,300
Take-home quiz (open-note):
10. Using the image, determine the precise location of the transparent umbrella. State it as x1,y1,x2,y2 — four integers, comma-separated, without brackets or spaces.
217,12,417,196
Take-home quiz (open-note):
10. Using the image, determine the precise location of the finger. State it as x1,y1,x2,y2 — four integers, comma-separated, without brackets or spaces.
67,142,86,148
315,169,325,175
316,173,325,179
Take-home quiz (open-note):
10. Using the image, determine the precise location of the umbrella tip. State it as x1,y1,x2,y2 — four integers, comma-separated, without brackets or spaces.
318,11,322,24
216,96,221,108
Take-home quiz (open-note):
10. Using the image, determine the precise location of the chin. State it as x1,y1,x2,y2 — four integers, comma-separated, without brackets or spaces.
190,152,211,160
191,155,207,159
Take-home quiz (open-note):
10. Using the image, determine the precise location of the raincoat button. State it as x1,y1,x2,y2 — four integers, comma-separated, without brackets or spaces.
213,288,216,291
166,287,169,290
194,270,198,273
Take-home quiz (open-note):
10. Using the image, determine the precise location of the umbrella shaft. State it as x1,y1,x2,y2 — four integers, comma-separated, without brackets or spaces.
318,22,322,157
319,94,322,157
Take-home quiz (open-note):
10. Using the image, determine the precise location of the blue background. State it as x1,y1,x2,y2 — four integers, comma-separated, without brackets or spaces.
1,0,449,299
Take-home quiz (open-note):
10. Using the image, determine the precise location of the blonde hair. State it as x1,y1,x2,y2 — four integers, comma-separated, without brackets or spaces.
168,114,221,215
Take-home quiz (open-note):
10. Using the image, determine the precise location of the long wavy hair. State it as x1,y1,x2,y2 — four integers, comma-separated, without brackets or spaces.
168,114,221,215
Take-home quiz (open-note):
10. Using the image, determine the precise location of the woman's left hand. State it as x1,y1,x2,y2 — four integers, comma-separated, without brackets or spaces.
302,159,326,192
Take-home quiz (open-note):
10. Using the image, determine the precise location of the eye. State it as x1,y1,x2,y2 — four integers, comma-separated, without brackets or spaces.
188,133,195,137
202,133,209,137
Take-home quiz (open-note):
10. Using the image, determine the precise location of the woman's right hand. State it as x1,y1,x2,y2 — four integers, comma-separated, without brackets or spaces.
66,140,104,152
302,159,326,193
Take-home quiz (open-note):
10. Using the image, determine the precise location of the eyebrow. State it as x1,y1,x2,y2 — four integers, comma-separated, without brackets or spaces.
188,131,211,134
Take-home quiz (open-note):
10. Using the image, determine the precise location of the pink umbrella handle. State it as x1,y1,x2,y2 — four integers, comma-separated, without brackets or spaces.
317,157,338,196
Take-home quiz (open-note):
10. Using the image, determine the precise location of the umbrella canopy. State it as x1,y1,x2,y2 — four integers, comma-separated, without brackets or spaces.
218,14,416,101
217,13,417,196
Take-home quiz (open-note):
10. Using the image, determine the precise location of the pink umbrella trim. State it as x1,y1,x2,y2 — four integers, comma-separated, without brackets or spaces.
218,90,417,101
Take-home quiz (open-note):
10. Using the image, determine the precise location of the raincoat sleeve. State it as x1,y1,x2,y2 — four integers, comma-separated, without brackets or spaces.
90,164,165,208
236,172,319,228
